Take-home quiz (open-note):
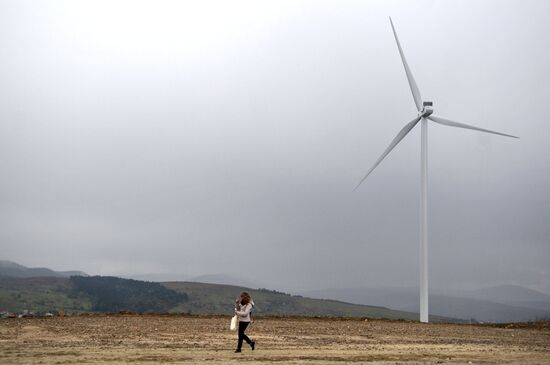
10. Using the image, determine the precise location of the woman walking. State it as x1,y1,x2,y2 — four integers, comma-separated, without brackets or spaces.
234,291,255,353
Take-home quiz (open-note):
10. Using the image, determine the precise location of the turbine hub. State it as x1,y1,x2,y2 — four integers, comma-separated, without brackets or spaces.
419,101,433,117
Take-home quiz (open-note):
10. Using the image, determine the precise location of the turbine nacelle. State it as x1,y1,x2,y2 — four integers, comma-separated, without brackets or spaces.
419,101,433,118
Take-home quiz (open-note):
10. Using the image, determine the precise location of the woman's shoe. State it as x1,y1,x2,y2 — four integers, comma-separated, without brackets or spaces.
234,349,241,353
250,341,255,350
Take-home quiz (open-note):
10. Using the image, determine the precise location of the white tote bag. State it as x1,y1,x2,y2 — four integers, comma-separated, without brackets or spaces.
230,315,238,331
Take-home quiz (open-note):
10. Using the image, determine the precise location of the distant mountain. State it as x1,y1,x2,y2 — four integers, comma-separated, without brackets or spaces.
395,293,550,323
121,273,263,288
189,274,263,289
0,260,87,278
300,286,550,323
121,273,188,282
461,285,550,311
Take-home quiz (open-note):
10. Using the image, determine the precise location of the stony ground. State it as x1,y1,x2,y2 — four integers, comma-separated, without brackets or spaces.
1,314,549,364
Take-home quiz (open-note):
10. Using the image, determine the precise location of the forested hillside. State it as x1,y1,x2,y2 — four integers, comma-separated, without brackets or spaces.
0,276,459,322
71,276,188,312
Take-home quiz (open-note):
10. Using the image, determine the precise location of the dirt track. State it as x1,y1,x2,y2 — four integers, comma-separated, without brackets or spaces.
1,315,549,364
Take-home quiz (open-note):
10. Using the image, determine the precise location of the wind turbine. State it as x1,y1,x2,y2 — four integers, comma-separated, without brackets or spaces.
354,17,518,323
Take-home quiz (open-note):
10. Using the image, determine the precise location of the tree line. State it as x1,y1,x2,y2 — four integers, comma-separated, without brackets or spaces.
70,276,188,313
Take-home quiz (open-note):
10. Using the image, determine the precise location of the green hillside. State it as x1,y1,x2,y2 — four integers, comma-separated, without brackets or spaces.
0,276,459,322
162,281,456,322
0,276,188,314
0,277,93,313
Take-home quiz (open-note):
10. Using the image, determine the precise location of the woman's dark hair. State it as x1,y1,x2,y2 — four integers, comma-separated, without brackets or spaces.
240,292,251,305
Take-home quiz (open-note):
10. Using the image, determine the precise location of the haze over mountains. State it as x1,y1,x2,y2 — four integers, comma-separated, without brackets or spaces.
0,260,87,279
126,273,262,289
1,260,447,321
1,260,549,322
301,286,550,323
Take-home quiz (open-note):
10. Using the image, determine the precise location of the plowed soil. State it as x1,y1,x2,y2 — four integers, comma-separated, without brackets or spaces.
1,315,549,364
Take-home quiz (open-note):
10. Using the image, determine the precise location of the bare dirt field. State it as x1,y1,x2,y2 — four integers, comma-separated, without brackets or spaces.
1,314,549,364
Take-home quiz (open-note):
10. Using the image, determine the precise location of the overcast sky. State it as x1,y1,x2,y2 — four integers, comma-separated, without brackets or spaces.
1,0,549,294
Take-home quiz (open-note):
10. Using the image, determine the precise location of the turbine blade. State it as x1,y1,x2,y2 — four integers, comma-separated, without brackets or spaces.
389,17,423,112
428,115,519,139
354,116,421,191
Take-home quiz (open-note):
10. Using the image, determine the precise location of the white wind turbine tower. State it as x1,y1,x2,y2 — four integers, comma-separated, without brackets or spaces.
354,18,519,323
